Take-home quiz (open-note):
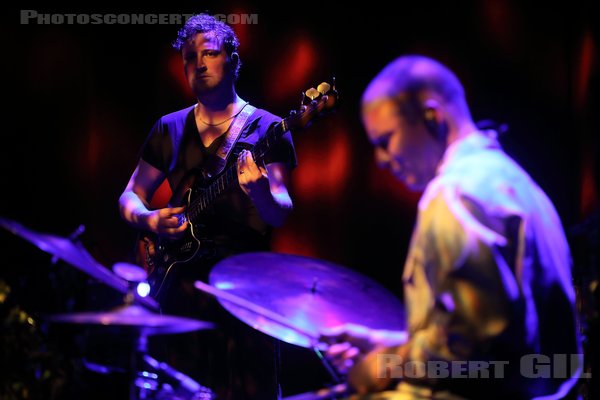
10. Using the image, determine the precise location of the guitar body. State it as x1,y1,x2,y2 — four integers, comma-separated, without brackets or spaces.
141,182,217,299
136,82,339,300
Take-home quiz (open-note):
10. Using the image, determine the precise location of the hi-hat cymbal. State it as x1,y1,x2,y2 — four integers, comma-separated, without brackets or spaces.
48,304,214,336
207,252,406,348
0,217,158,310
113,262,147,282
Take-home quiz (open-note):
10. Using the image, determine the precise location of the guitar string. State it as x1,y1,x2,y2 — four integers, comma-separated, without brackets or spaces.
190,102,324,216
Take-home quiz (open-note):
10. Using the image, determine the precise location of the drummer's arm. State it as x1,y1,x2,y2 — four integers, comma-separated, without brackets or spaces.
383,194,515,388
322,325,408,394
348,342,409,394
349,193,517,394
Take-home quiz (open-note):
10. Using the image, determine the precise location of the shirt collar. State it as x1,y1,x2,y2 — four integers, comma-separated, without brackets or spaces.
436,129,501,175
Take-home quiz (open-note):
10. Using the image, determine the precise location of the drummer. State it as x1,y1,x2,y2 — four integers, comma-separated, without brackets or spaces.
323,55,582,399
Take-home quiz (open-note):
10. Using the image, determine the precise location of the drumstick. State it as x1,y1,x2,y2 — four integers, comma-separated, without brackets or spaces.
194,280,327,349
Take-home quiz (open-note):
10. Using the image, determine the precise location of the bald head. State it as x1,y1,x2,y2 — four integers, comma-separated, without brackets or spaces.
360,55,478,191
362,55,471,123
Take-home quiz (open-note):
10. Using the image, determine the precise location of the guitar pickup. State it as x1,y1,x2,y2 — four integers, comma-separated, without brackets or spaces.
180,242,193,252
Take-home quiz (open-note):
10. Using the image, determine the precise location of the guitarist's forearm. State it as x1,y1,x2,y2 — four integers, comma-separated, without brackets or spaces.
119,190,153,230
250,190,293,227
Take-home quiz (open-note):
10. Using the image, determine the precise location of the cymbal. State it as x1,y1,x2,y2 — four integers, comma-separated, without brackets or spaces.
48,304,214,336
208,252,406,348
113,262,147,282
0,217,158,310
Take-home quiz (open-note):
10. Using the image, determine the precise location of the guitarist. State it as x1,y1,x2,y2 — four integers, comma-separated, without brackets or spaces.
118,13,296,400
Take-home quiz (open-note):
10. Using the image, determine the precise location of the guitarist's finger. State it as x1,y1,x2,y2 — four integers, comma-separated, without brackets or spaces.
168,221,188,233
237,149,247,166
244,149,255,164
237,150,248,176
245,149,258,167
159,218,180,229
243,151,261,175
168,206,186,215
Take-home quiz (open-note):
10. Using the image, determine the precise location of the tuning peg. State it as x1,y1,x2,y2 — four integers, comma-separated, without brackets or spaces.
317,82,331,95
305,88,320,101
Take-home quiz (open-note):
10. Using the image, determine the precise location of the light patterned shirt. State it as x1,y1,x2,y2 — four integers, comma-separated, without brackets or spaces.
400,131,581,399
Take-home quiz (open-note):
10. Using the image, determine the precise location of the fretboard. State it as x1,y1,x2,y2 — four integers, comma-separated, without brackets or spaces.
187,120,287,223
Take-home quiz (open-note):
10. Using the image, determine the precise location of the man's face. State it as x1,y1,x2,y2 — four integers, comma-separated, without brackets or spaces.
182,32,233,95
362,98,445,191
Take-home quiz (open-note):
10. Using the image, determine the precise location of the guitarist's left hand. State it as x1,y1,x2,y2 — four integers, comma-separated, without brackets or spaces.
236,149,293,227
237,149,270,198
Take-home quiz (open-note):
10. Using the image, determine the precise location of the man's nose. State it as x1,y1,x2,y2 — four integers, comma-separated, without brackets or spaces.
196,59,207,72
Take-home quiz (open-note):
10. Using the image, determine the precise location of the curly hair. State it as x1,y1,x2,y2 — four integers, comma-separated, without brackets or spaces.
172,14,241,78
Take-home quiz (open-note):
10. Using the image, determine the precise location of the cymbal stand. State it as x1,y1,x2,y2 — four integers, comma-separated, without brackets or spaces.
130,333,215,400
116,273,214,399
194,281,345,398
142,353,215,399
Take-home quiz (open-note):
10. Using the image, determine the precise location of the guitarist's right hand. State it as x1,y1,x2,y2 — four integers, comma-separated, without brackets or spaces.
143,206,188,240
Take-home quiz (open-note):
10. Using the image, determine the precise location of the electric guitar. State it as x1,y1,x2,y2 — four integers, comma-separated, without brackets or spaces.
140,81,339,299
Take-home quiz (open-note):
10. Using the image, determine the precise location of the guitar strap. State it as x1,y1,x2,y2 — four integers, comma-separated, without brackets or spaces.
213,103,257,174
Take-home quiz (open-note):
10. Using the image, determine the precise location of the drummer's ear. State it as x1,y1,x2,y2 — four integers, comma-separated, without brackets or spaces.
422,99,448,144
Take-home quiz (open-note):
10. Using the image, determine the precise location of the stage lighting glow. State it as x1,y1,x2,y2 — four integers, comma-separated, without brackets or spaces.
137,282,151,297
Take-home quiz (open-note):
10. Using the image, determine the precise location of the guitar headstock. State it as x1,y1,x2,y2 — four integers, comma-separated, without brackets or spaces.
284,78,339,131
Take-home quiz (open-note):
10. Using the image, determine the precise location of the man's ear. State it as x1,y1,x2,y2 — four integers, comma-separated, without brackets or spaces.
422,99,448,143
230,52,240,65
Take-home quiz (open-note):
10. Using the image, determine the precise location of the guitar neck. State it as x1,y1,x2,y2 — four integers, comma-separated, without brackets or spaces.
185,83,337,222
187,120,287,219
